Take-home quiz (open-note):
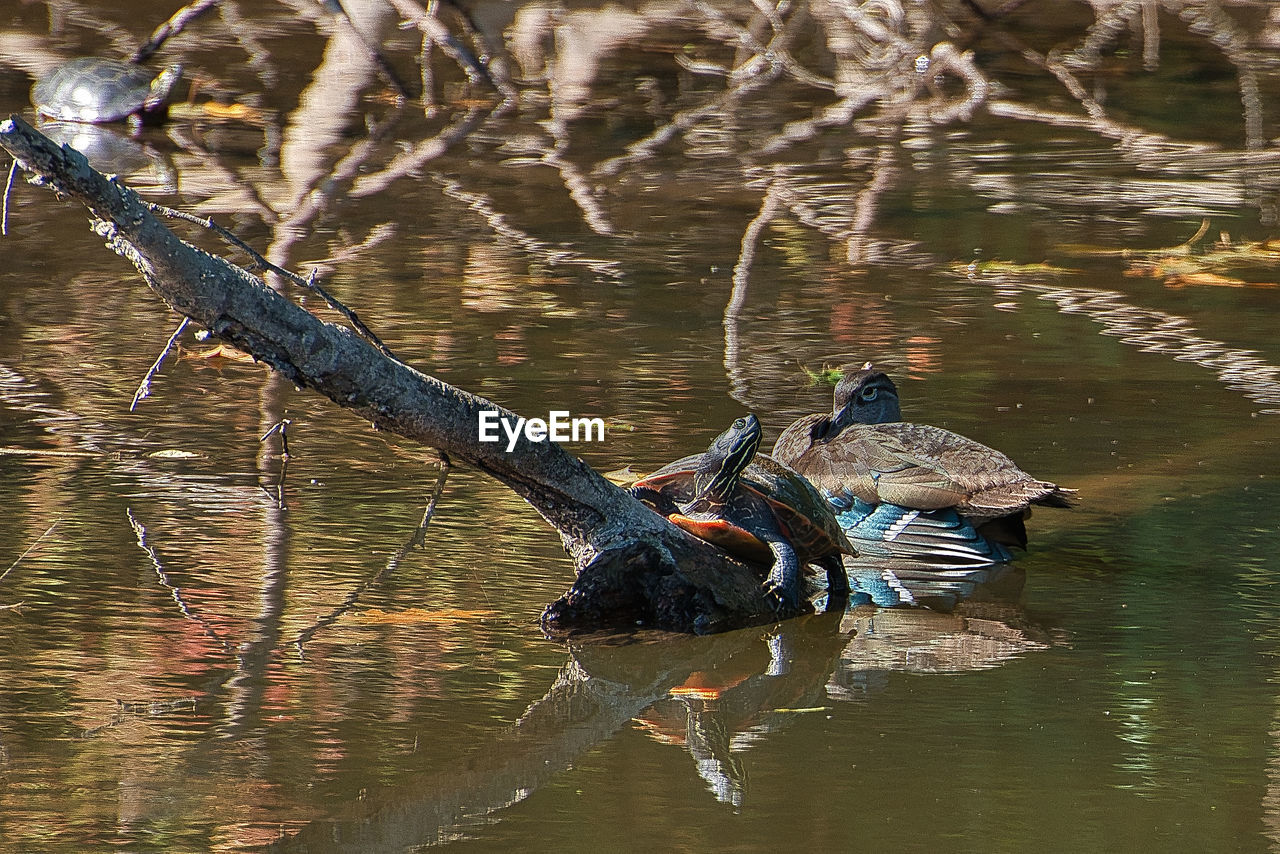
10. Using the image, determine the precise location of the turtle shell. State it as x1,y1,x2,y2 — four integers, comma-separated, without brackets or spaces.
742,455,853,558
32,58,180,124
633,452,853,564
666,513,775,564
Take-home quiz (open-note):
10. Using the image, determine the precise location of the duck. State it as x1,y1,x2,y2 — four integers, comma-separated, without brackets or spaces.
772,364,1075,570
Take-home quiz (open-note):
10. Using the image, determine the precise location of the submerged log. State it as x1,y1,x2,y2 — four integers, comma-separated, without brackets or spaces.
0,114,821,634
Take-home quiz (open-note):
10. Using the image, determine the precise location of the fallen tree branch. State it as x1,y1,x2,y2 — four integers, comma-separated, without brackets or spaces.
147,203,395,357
0,114,817,634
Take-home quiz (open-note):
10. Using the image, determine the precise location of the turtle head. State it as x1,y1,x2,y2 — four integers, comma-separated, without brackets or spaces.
694,414,762,502
142,63,183,114
827,363,900,435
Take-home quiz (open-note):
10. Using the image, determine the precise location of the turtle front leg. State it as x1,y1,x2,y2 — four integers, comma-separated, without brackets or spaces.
629,485,682,517
820,554,850,602
763,540,802,610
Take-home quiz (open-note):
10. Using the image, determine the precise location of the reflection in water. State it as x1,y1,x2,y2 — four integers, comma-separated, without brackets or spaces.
1113,693,1160,795
35,120,178,192
976,275,1280,415
4,0,1280,850
831,595,1050,686
845,559,1026,611
276,572,1051,847
434,174,625,281
128,508,237,665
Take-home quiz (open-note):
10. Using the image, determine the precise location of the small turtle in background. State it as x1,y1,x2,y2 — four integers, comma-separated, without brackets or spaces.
32,57,183,127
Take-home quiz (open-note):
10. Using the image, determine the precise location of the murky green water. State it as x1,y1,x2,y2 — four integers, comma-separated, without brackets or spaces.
2,1,1280,851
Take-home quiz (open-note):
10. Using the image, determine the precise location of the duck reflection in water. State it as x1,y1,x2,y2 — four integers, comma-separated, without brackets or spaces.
271,568,1051,853
623,567,1046,808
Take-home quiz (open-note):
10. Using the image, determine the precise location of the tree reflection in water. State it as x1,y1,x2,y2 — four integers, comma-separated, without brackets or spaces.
3,0,1280,850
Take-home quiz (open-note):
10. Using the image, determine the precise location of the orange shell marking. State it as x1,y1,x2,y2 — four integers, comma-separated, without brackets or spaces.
668,513,772,563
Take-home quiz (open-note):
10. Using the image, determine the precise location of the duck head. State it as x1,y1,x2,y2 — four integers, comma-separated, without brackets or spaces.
825,364,901,436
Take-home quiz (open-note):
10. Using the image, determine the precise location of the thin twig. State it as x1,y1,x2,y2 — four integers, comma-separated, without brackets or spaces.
2,159,16,236
410,451,451,547
258,419,291,509
0,519,59,585
294,450,453,654
145,203,396,359
127,509,235,653
260,418,292,459
130,317,190,412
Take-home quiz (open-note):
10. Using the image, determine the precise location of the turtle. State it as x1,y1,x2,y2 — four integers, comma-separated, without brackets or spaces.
31,57,183,126
630,413,853,609
772,364,1075,570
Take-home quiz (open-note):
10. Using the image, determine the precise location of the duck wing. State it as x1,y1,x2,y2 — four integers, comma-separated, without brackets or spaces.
793,422,1075,516
770,413,829,467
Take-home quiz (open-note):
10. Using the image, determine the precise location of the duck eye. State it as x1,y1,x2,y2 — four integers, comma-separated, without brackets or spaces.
860,388,878,402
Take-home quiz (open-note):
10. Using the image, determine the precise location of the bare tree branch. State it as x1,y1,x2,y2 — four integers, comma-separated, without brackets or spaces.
1,114,811,635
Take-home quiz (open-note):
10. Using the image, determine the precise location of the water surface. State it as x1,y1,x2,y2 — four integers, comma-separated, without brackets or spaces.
2,1,1280,851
